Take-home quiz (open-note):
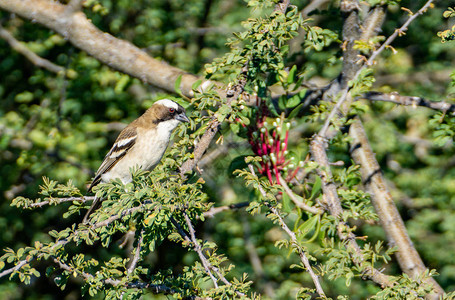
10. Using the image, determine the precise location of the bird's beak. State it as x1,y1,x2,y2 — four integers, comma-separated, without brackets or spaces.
176,113,190,123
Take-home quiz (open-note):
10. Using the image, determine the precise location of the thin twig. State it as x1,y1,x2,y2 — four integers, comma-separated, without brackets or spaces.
171,216,218,288
248,165,327,298
366,0,434,66
277,174,324,215
202,202,249,218
28,196,95,208
179,65,248,177
241,215,275,298
183,214,219,288
0,24,64,74
0,260,27,278
90,203,147,228
318,89,349,138
359,92,455,113
172,215,245,297
318,0,434,139
52,256,174,294
127,229,144,275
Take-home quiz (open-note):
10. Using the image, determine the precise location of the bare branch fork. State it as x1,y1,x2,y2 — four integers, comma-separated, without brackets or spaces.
248,165,327,298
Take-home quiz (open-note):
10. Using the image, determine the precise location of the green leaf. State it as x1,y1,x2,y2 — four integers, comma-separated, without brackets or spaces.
310,177,322,201
298,215,319,238
287,65,297,84
278,95,287,111
288,103,303,119
230,123,240,134
174,74,183,95
282,191,291,213
286,94,301,108
191,79,203,91
228,156,249,176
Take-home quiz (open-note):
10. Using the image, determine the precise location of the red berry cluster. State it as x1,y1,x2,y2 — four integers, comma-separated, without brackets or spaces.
247,105,300,184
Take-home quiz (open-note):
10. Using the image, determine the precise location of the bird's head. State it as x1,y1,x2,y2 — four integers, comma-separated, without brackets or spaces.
144,99,189,132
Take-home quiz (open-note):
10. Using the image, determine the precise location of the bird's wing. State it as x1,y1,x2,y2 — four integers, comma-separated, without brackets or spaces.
88,126,137,192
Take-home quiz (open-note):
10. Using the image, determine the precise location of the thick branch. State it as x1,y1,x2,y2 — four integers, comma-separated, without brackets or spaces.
309,136,393,287
0,0,203,98
349,118,445,297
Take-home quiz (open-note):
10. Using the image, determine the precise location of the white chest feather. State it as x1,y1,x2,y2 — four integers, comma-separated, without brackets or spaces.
101,120,178,184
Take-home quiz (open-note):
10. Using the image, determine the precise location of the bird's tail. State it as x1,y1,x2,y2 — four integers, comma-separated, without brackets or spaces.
82,196,102,224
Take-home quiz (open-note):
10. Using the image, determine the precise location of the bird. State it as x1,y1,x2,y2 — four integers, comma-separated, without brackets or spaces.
82,99,190,223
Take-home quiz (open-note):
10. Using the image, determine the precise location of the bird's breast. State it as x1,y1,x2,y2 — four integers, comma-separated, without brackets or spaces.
102,128,171,184
129,128,171,171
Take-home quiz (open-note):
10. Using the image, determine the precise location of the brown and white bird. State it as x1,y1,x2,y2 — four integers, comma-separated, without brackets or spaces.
83,99,189,223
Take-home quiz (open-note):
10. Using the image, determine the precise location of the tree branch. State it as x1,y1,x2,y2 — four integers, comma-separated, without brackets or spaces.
27,196,95,208
307,3,443,294
248,165,327,298
0,260,27,278
241,215,275,298
309,136,394,287
277,174,324,215
202,202,249,218
181,214,219,289
179,65,248,176
0,23,64,74
367,1,434,67
0,0,204,98
127,229,144,276
170,214,245,297
359,91,455,113
349,118,445,297
52,256,174,294
320,0,433,139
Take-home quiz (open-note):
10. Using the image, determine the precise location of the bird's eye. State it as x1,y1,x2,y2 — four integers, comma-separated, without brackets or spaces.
169,108,175,113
